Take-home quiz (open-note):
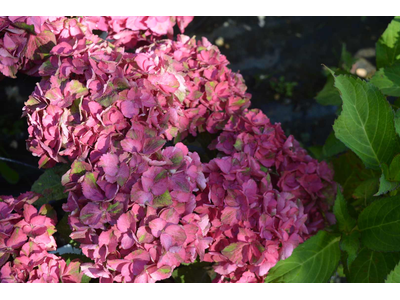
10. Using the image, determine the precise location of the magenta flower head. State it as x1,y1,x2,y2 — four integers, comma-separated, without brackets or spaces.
0,192,83,283
61,141,211,282
81,16,193,50
23,32,250,169
193,109,336,282
14,16,338,283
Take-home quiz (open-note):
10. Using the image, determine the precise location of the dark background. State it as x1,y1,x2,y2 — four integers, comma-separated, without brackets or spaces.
0,16,393,196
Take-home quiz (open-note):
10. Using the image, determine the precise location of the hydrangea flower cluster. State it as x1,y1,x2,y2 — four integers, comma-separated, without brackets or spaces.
1,16,337,283
23,33,250,168
81,16,194,49
195,109,336,282
0,16,192,78
0,192,82,283
61,141,212,282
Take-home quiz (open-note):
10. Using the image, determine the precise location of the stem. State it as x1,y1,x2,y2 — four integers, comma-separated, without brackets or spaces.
0,156,42,171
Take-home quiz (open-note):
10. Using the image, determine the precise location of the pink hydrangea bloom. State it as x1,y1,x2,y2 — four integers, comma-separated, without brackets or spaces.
193,109,336,282
23,33,250,168
0,192,83,283
81,16,193,49
14,16,337,283
61,142,211,282
0,16,194,78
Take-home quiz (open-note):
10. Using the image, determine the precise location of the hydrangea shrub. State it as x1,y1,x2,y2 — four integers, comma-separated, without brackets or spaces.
0,16,338,283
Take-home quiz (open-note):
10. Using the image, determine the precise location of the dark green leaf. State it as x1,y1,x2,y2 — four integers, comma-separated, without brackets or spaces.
308,145,323,161
31,164,70,207
61,253,92,264
348,248,400,282
375,173,400,196
12,22,35,34
56,213,73,245
0,161,19,184
376,17,400,69
389,154,400,181
340,231,360,268
358,195,400,251
321,131,347,159
265,231,340,283
340,43,355,72
352,178,380,205
333,187,356,232
333,151,379,199
332,73,400,170
386,262,400,283
395,108,400,138
172,261,215,283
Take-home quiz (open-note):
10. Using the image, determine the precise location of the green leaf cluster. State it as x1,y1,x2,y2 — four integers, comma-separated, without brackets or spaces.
276,17,400,283
297,17,400,283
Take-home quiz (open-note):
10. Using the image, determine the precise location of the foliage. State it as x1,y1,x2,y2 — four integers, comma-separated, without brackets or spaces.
31,164,70,207
299,16,400,283
265,231,341,283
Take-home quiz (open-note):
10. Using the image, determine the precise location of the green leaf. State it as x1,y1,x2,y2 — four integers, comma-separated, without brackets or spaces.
370,62,400,96
315,75,342,106
61,253,92,264
386,262,400,283
375,172,400,196
347,248,400,282
389,154,400,181
333,187,356,232
12,22,35,34
340,43,355,72
352,178,380,205
56,214,73,245
332,73,400,170
395,108,400,138
31,164,70,207
376,17,400,69
265,231,341,283
80,274,91,283
358,194,400,251
321,131,347,159
340,231,360,268
171,261,215,283
308,145,323,161
332,151,379,200
0,161,19,184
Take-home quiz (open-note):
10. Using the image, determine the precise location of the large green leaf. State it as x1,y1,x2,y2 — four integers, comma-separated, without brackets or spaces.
332,73,399,170
386,262,400,283
370,62,400,97
376,17,400,69
347,248,400,283
31,164,70,207
333,188,356,233
265,231,340,283
358,195,400,251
